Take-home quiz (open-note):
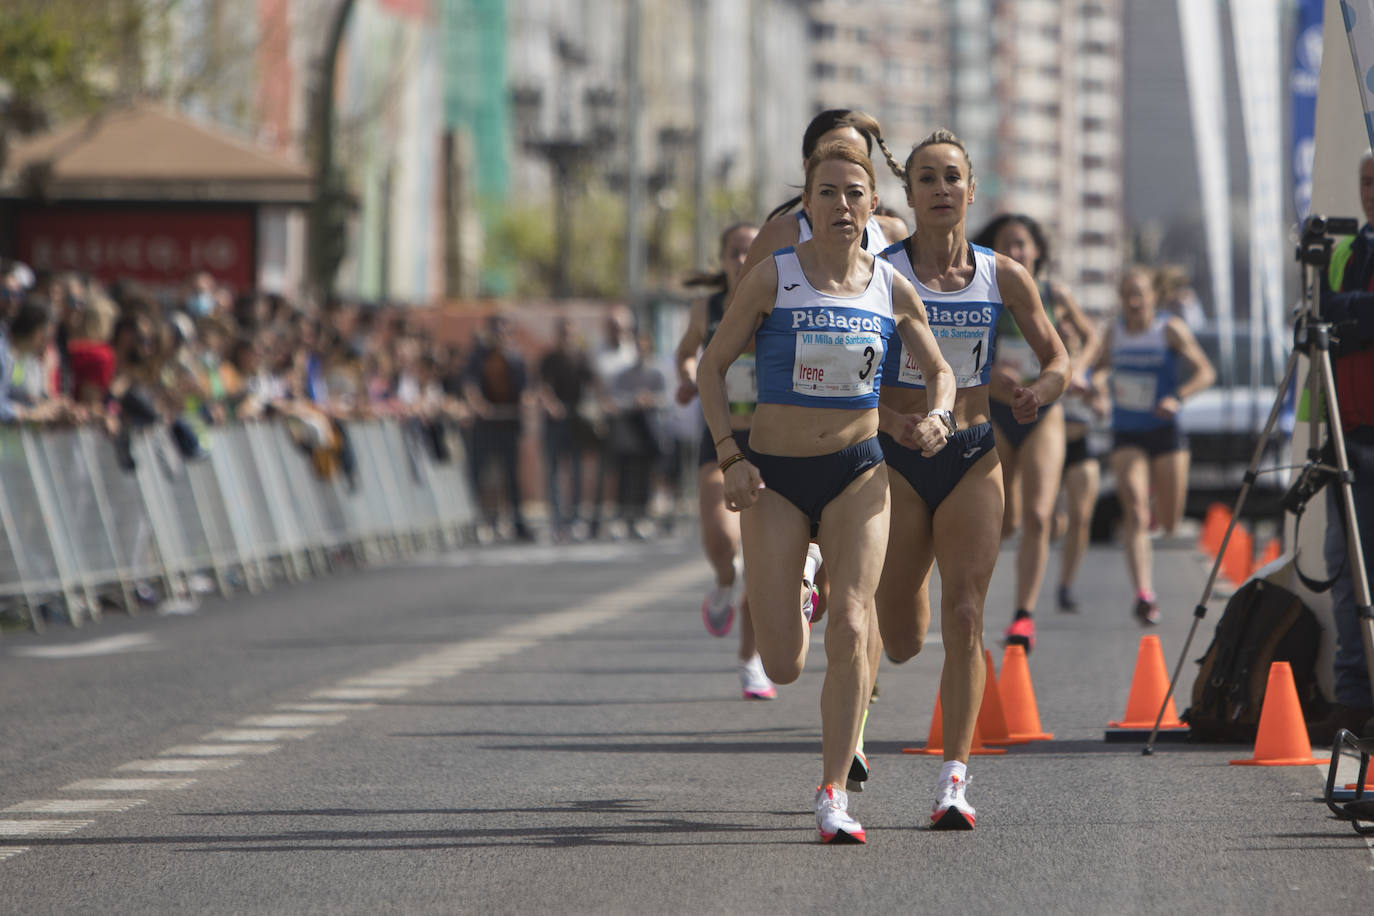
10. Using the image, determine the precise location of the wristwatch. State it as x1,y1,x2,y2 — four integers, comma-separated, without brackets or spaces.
928,408,957,434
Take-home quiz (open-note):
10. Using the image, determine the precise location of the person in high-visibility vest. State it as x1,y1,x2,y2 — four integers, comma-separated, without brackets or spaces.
1310,151,1374,742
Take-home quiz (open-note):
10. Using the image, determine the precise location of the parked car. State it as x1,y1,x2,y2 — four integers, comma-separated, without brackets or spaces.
1089,326,1291,542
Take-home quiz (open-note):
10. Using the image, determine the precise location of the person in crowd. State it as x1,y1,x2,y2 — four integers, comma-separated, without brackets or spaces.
588,309,637,538
538,317,598,542
971,213,1098,648
872,131,1068,829
697,140,953,844
1094,265,1215,625
67,295,118,408
1307,149,1374,741
675,221,790,699
465,313,534,542
611,331,669,539
6,298,72,423
1054,315,1108,613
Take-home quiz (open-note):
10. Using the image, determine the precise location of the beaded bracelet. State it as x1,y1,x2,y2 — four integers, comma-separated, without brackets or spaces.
718,453,746,474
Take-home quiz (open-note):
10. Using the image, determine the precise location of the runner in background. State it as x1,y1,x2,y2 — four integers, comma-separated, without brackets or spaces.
675,222,789,699
972,213,1098,650
1095,265,1214,625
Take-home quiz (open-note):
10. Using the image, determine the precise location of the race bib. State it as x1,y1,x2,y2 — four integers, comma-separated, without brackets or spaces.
1113,370,1157,412
724,354,757,407
994,336,1037,381
793,330,882,398
898,325,991,388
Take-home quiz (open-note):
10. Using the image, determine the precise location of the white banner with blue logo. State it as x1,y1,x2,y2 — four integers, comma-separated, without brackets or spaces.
1231,0,1287,390
1178,0,1235,385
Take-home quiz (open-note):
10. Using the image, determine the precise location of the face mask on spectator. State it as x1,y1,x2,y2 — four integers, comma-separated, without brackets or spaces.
189,292,214,317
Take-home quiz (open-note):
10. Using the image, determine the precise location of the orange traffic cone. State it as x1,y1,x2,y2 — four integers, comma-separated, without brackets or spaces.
1000,644,1053,741
979,649,1029,746
1221,524,1255,587
903,690,1006,756
1230,662,1326,766
1198,503,1231,558
1107,635,1187,731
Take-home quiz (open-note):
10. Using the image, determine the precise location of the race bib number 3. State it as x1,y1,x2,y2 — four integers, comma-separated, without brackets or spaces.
793,331,882,397
1113,370,1157,412
898,325,991,388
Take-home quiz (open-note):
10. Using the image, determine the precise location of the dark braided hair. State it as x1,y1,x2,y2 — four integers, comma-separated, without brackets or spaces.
766,109,894,221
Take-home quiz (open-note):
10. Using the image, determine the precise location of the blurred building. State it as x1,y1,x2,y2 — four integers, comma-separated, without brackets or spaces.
808,0,1126,312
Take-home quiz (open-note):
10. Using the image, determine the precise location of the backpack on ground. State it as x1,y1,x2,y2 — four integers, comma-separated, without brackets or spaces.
1183,578,1324,742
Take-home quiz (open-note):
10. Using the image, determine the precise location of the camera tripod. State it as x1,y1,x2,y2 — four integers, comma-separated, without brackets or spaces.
1143,215,1374,756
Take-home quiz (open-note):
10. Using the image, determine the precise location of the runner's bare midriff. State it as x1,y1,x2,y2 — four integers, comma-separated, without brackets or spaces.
748,404,878,457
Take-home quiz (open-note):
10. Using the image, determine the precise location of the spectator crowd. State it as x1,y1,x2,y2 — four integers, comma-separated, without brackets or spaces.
0,259,683,545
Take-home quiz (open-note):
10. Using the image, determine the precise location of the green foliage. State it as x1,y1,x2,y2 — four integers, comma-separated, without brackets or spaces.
485,187,627,300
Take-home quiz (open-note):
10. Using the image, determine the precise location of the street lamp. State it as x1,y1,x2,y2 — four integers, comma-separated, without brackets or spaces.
510,42,617,299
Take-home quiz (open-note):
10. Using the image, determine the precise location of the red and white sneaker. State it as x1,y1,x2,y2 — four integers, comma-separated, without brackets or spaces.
737,654,777,700
815,783,865,844
930,773,976,830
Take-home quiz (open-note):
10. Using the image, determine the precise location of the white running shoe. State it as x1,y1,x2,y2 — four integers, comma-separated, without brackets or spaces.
930,773,976,830
801,542,823,624
815,783,865,844
737,654,777,700
701,585,735,637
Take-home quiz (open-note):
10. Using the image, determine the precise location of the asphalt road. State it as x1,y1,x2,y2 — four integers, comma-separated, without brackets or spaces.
0,532,1371,915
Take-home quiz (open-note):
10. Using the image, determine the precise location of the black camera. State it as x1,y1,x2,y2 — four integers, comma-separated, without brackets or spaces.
1282,459,1337,516
1297,214,1361,267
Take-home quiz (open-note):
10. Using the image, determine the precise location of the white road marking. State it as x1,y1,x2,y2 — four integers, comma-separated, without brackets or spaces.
0,848,27,861
275,703,376,712
62,778,197,792
309,688,409,700
10,633,158,659
4,799,146,814
337,677,436,687
202,728,316,742
236,714,348,728
0,820,94,836
159,744,279,757
116,759,242,773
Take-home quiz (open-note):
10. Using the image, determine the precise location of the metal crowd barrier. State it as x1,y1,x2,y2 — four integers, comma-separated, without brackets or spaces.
0,417,477,632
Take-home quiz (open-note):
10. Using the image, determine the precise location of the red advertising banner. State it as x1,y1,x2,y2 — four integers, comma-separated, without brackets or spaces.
13,206,257,291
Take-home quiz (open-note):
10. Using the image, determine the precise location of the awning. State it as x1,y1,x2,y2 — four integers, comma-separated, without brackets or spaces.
0,102,314,205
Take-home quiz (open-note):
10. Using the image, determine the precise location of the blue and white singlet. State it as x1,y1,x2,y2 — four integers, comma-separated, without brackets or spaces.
1110,316,1179,432
879,240,1005,389
797,211,891,257
754,246,896,410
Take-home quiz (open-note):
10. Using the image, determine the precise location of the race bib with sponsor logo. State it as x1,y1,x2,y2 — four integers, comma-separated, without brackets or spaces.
792,330,882,397
1112,370,1158,412
897,324,991,388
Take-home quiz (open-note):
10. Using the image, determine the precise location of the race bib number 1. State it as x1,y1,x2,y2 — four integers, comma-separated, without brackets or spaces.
898,325,991,388
793,331,881,397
